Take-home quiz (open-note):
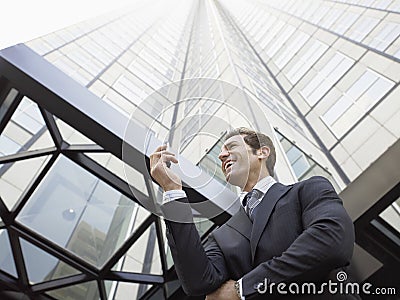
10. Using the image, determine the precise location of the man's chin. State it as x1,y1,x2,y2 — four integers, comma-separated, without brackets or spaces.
225,174,244,188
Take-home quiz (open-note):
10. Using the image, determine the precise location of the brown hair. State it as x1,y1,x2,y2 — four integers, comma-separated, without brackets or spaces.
225,127,276,176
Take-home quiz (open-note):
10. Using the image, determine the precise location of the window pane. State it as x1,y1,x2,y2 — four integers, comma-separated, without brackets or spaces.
286,41,328,84
112,223,162,275
347,70,377,100
0,97,54,156
379,198,400,233
275,32,309,68
46,280,99,300
357,76,394,110
349,17,379,42
105,281,142,300
56,118,98,145
369,22,400,51
0,155,50,210
85,152,149,197
20,238,81,284
300,53,353,106
286,145,302,163
0,229,17,277
322,95,353,126
292,155,311,178
17,155,138,268
0,135,20,156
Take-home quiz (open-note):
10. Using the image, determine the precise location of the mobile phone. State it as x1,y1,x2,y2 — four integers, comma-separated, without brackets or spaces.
164,143,171,168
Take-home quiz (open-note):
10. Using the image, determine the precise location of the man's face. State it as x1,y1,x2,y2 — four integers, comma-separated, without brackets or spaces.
218,135,259,188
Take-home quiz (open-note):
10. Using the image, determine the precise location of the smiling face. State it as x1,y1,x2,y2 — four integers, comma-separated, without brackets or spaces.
218,134,262,191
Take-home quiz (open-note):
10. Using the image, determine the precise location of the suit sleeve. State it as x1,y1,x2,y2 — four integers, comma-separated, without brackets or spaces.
241,176,355,298
162,198,229,296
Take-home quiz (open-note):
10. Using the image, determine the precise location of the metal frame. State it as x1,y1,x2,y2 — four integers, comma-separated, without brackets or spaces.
0,44,235,299
1,12,397,298
354,182,400,266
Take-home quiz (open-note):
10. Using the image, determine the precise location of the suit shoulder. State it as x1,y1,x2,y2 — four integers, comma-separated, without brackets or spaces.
289,176,335,194
298,175,332,186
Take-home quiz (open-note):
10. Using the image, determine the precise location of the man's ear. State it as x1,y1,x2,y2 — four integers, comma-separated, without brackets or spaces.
258,146,270,159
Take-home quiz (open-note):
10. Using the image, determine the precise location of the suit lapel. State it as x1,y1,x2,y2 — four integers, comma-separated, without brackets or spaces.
250,183,292,262
225,206,252,240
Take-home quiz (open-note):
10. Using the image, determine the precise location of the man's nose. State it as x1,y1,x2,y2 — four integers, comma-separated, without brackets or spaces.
218,149,229,161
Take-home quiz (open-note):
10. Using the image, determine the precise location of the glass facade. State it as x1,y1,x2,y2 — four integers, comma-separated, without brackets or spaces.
0,0,399,299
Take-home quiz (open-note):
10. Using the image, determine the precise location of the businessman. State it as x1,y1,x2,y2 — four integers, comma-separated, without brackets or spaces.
150,127,356,299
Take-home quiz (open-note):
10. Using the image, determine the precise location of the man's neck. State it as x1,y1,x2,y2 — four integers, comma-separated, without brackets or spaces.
243,174,270,192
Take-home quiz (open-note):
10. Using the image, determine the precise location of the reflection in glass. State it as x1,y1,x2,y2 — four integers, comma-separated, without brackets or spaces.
46,280,99,300
105,281,142,300
379,197,400,233
20,238,81,284
0,229,17,277
85,152,149,197
282,139,310,178
17,155,138,268
278,133,340,190
0,135,20,156
112,223,162,275
56,118,97,145
0,97,54,157
11,97,45,135
0,155,50,210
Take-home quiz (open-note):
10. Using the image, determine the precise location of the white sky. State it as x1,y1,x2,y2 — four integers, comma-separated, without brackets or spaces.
0,0,134,50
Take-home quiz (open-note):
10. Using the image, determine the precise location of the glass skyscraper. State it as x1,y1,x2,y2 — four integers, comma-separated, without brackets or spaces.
0,0,399,299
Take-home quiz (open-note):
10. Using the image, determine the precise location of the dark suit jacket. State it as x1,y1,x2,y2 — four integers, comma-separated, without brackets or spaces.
163,176,356,299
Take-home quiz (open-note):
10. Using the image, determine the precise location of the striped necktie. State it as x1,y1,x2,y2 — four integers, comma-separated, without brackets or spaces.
243,189,262,221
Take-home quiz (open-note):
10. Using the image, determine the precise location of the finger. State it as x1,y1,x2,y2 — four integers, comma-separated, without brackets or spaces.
150,151,175,167
153,150,176,157
160,150,176,156
150,150,164,165
155,144,167,152
161,154,178,164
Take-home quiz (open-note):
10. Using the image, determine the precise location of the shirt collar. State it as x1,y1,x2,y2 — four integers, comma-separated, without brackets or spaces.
239,176,277,204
